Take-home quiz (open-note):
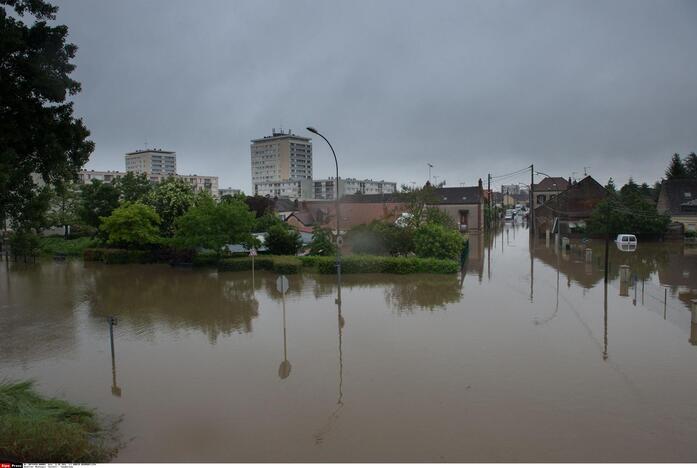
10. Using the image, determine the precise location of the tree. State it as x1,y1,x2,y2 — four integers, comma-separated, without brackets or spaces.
348,220,414,256
78,180,120,232
413,223,465,260
116,172,152,202
685,152,697,179
174,195,255,251
99,202,161,248
245,195,275,217
145,177,195,236
0,0,94,230
586,190,670,239
253,212,284,232
308,226,336,256
265,224,302,255
47,180,80,238
666,153,687,179
605,178,617,194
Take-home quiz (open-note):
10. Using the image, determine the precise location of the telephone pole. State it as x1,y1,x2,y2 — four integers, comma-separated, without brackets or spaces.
530,164,535,236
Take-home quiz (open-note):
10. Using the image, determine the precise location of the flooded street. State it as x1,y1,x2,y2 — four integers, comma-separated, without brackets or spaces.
2,224,697,462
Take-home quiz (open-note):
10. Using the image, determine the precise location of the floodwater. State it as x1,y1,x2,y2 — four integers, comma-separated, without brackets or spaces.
2,223,697,462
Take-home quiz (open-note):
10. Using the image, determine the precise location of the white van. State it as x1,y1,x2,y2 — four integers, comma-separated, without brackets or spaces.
615,234,637,245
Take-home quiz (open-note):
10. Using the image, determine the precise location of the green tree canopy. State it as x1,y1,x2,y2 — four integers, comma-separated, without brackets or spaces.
174,195,255,251
586,188,670,239
47,180,80,238
685,152,697,179
116,172,152,202
78,180,120,232
308,226,336,256
0,0,93,229
413,223,465,260
99,202,161,248
666,153,687,179
145,177,195,236
264,224,302,255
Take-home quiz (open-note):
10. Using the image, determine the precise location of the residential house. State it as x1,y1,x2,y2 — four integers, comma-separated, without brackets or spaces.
534,176,607,236
657,179,697,232
532,177,570,208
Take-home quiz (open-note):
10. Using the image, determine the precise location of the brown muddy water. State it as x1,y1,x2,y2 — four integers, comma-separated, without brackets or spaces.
2,224,697,462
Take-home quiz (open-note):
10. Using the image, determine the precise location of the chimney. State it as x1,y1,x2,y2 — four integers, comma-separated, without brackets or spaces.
568,177,572,186
478,178,483,189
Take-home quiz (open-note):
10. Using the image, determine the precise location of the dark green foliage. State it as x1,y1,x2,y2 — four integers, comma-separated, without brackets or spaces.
47,181,81,238
83,248,152,264
191,251,220,267
38,236,96,256
0,380,117,462
666,153,687,179
252,211,284,232
218,256,273,272
413,223,466,260
0,0,94,233
99,202,161,248
245,195,275,217
79,180,120,231
269,256,301,274
685,152,697,179
586,181,670,238
348,221,413,256
8,229,40,255
116,172,152,202
144,177,195,236
174,194,255,251
308,226,336,256
264,224,302,255
313,255,458,274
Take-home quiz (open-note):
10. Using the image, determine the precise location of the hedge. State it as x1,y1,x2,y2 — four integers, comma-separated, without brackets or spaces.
313,255,458,274
83,247,196,265
217,256,300,274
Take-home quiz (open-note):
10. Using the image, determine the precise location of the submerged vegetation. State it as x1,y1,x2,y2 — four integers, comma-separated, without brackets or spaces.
0,381,118,462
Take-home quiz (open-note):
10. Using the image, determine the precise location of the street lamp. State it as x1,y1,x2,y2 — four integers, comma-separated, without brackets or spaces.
307,127,342,282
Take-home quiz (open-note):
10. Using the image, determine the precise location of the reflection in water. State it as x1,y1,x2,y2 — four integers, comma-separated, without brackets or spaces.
108,316,122,397
87,266,259,342
314,272,345,445
278,285,291,379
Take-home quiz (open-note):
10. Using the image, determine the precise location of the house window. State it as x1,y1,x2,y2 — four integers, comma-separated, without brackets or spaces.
459,210,468,226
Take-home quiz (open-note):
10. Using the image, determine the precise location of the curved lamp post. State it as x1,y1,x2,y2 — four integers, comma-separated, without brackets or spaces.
307,127,342,284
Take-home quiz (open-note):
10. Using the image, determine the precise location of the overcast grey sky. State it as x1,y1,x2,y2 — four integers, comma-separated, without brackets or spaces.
55,0,697,192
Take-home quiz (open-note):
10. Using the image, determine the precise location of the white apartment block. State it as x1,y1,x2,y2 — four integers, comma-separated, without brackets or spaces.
219,187,242,198
125,149,177,176
78,170,219,198
254,179,313,199
250,129,312,187
313,178,397,200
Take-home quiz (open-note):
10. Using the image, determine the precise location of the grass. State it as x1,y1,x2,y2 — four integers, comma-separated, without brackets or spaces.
0,381,118,462
38,237,98,256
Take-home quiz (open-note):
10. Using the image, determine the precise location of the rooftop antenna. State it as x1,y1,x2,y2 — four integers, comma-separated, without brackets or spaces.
584,166,590,177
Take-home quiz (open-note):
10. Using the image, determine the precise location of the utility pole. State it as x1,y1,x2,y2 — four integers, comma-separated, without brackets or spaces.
487,173,491,226
530,164,535,236
428,163,433,184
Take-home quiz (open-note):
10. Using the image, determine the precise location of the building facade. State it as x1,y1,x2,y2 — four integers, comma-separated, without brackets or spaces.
125,149,177,176
254,178,313,199
219,187,243,198
78,170,127,185
250,129,312,187
532,177,570,208
78,170,219,198
657,179,697,231
313,178,398,200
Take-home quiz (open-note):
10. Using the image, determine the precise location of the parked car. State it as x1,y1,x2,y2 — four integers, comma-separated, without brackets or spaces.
615,234,637,245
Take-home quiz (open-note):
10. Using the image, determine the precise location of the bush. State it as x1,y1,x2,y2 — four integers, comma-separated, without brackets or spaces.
8,230,40,256
265,224,302,255
83,248,152,264
38,236,97,256
192,251,219,267
308,226,336,256
218,257,273,272
99,202,161,248
348,221,413,256
413,223,465,260
271,257,301,274
312,255,458,275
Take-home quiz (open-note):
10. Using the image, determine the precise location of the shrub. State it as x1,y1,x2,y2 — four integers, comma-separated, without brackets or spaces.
271,257,301,274
308,226,336,256
265,224,302,255
38,236,97,256
685,230,697,239
8,230,40,256
192,251,219,266
348,221,413,256
413,223,465,260
313,255,458,275
83,248,107,262
83,248,152,264
99,202,161,248
218,257,273,272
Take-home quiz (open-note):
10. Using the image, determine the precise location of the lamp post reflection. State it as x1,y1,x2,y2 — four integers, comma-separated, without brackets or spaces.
277,276,291,379
107,316,122,397
314,273,345,445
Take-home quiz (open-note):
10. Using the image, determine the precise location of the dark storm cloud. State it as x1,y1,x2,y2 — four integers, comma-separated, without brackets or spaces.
55,0,697,191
